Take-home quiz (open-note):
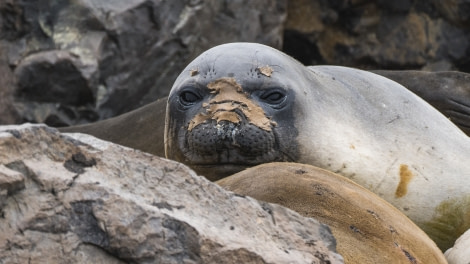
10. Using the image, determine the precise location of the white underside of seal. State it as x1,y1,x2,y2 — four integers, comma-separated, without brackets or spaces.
298,66,470,227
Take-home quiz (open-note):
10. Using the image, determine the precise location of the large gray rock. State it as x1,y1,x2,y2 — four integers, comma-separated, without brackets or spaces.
0,124,342,263
0,0,286,126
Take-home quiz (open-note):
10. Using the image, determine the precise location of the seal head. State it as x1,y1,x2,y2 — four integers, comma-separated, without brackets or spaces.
165,43,303,180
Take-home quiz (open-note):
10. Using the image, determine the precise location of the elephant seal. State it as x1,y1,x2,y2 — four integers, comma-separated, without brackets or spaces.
217,162,447,264
165,42,470,250
59,70,470,159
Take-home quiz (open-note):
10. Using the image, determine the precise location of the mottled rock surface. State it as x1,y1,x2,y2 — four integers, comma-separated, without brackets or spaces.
0,124,343,264
0,0,286,126
284,0,470,72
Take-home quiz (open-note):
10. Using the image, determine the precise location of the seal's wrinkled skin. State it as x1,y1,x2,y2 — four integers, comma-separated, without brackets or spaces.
165,44,301,180
165,43,470,250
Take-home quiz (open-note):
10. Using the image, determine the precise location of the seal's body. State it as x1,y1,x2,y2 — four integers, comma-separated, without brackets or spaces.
217,162,447,264
299,65,470,249
165,43,470,250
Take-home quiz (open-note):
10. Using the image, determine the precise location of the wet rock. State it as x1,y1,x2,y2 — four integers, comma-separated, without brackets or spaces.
14,50,94,106
0,124,343,263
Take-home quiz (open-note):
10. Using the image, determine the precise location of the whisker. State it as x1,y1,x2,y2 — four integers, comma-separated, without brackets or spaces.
448,98,470,110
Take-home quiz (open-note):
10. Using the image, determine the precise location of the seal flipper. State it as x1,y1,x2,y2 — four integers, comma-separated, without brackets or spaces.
445,98,470,132
59,97,167,157
372,70,470,136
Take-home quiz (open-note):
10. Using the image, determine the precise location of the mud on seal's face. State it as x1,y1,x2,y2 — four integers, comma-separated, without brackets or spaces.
165,60,299,180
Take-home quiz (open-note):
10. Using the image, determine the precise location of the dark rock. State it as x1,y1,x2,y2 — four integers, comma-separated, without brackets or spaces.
0,58,21,124
284,0,470,72
432,0,470,26
0,0,287,126
14,50,94,106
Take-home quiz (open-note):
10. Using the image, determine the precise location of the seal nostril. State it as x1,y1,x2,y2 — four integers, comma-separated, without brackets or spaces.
186,118,278,161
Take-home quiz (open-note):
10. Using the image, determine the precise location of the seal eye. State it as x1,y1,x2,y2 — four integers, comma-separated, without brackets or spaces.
179,90,201,106
260,90,287,106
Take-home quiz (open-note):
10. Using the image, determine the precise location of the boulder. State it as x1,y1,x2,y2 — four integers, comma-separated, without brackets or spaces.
0,124,343,263
0,0,286,126
0,58,20,124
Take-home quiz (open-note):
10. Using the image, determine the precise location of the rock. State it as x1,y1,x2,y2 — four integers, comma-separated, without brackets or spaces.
283,0,470,72
445,228,470,264
14,50,94,106
0,124,343,263
431,0,470,26
13,50,97,127
0,58,21,124
372,70,470,136
0,0,286,126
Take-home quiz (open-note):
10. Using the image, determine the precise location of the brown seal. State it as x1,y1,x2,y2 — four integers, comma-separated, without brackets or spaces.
217,162,447,264
60,97,167,156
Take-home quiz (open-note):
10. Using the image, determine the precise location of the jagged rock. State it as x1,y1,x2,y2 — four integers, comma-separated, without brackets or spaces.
0,124,343,263
13,50,97,127
0,0,286,126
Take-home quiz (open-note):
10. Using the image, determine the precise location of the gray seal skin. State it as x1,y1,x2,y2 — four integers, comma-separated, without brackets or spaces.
373,70,470,136
60,97,167,155
165,45,302,180
165,42,470,250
